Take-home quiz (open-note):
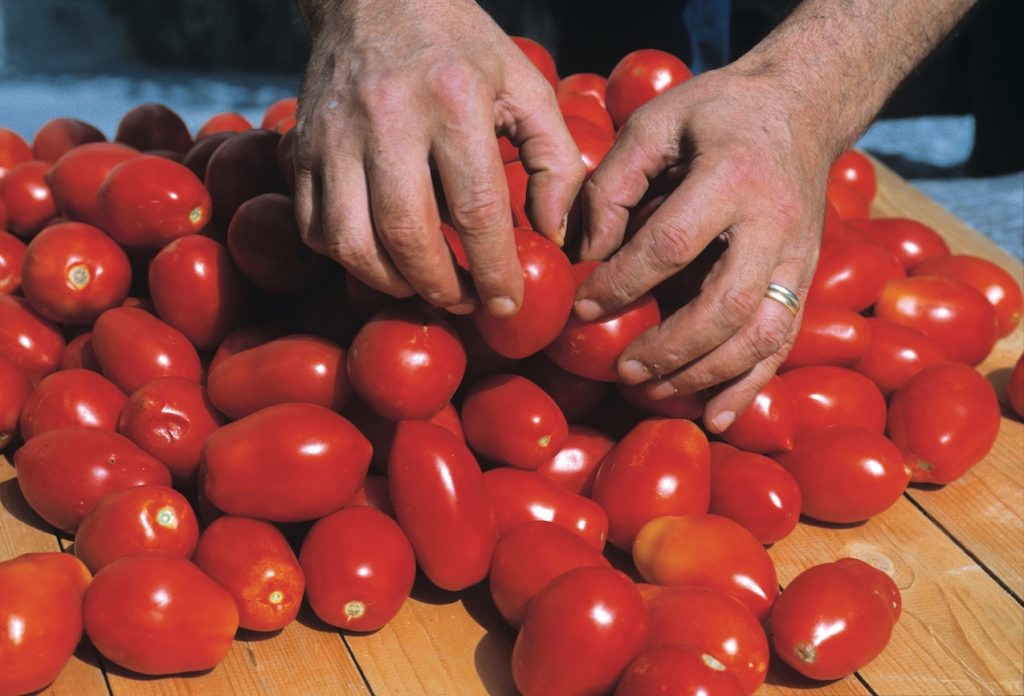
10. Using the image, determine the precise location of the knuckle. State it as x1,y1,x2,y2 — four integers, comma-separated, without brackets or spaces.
377,217,427,260
450,186,506,233
719,149,759,187
714,283,762,332
646,222,695,271
426,61,484,108
744,317,790,362
422,283,463,308
326,236,375,270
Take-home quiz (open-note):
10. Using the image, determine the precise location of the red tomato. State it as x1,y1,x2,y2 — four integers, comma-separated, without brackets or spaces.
518,354,610,422
771,558,900,680
808,238,892,312
0,353,32,448
592,418,710,551
874,276,997,365
14,426,171,531
345,474,396,517
558,73,607,108
911,254,1023,337
641,585,769,695
0,552,92,696
74,484,199,573
21,221,131,324
260,97,298,130
272,113,296,135
615,644,744,696
32,118,106,163
483,467,608,550
44,142,140,226
92,307,203,392
504,160,529,228
0,230,27,294
709,450,801,545
825,178,869,220
117,376,224,485
819,200,850,246
632,514,778,621
183,131,234,182
226,191,322,294
845,217,950,270
463,374,568,469
780,304,870,370
208,323,286,373
558,92,614,134
489,520,610,628
98,155,211,249
775,427,910,522
114,103,193,154
343,397,463,475
605,49,692,128
852,318,945,395
719,376,796,453
474,228,575,359
0,127,34,184
205,129,286,228
563,115,615,175
197,112,253,139
18,368,125,440
828,150,877,204
780,366,887,438
202,403,371,522
512,36,558,89
84,551,237,675
60,331,101,372
1,160,57,237
887,362,1000,484
388,420,498,591
148,235,243,349
497,135,519,163
617,380,707,419
300,506,415,632
513,567,648,696
0,295,65,382
1010,353,1024,419
451,311,521,381
536,424,615,497
194,516,305,632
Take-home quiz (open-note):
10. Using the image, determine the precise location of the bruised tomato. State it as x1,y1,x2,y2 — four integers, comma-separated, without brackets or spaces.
92,307,203,392
718,376,796,454
536,424,615,497
605,49,692,128
18,368,126,440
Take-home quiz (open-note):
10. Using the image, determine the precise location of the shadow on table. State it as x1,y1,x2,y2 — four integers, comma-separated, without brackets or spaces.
0,475,63,537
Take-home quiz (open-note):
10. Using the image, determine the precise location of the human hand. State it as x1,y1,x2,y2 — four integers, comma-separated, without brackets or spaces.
294,0,584,317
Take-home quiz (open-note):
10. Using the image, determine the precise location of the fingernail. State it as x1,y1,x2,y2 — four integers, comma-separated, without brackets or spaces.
620,359,651,383
647,380,678,400
574,298,603,321
710,411,736,433
553,214,568,248
446,302,477,315
488,296,518,318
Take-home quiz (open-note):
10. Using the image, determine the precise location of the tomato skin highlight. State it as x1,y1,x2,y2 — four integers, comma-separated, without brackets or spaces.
719,376,796,454
828,150,877,204
910,254,1023,338
0,353,32,449
780,303,870,370
535,424,615,497
780,365,888,439
615,644,744,696
852,317,946,396
2,160,58,237
92,306,203,393
605,49,692,128
0,294,65,382
0,230,27,295
709,449,801,545
18,368,126,440
846,217,950,271
45,142,140,226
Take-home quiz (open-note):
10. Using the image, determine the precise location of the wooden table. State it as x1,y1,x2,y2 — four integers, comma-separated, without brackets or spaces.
2,160,1022,695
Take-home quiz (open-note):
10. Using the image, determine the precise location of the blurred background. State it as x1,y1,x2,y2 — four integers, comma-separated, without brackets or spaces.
1,0,1020,257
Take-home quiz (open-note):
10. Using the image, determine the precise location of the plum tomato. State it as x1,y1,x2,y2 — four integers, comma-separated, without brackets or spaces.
828,150,877,204
887,362,1000,484
208,324,287,372
343,397,462,475
183,131,235,182
770,558,900,681
911,254,1023,337
709,449,801,545
852,317,945,395
1,160,57,237
83,551,237,675
463,374,568,469
558,72,608,107
825,178,869,220
845,217,950,271
808,237,892,312
517,354,610,422
344,474,396,517
489,520,610,629
114,103,193,154
632,514,778,621
196,112,253,140
563,115,615,175
0,295,64,382
388,420,497,591
511,36,558,89
0,230,27,294
74,484,199,573
617,380,707,420
0,353,31,449
32,118,106,163
60,332,101,372
605,49,692,128
202,403,371,522
719,376,796,454
18,368,126,440
0,127,34,184
260,97,298,130
205,129,287,228
194,516,305,632
780,365,887,439
1010,352,1024,419
536,424,615,497
558,93,614,134
44,142,140,226
615,644,744,696
92,307,203,393
513,567,648,696
300,506,415,632
774,427,910,523
779,303,870,370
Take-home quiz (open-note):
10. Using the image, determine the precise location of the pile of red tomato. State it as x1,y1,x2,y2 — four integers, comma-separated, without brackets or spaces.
2,38,1023,696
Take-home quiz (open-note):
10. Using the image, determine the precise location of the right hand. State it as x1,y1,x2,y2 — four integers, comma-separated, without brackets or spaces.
294,0,585,317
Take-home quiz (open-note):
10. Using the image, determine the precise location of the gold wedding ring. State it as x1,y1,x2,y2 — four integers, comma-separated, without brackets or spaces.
764,282,800,316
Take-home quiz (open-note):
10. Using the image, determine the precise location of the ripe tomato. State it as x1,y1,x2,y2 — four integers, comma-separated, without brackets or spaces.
911,254,1023,337
183,131,234,182
388,420,497,591
32,118,106,163
92,307,203,392
632,514,778,621
300,506,415,632
808,238,892,312
825,178,869,220
463,374,568,469
260,97,298,130
0,552,92,696
1,160,57,237
518,354,610,422
709,449,801,545
21,221,131,324
0,353,31,448
14,426,171,531
203,403,371,522
18,368,125,440
489,520,610,628
605,49,692,128
563,116,615,175
1010,353,1024,419
44,142,140,227
197,112,252,139
852,318,945,395
615,644,744,696
558,92,614,134
719,376,796,454
60,331,101,372
771,558,900,681
148,235,243,349
513,567,648,696
828,150,877,203
536,424,615,497
474,228,575,359
483,467,608,550
774,427,910,523
0,230,27,294
845,217,950,271
874,276,997,366
205,129,286,228
114,103,193,153
780,303,870,370
558,73,608,108
0,127,34,184
512,36,558,89
617,380,707,419
592,418,710,551
780,366,887,438
209,324,287,373
819,200,851,246
195,516,305,632
0,295,65,382
208,334,350,418
345,474,396,517
117,376,224,485
343,397,463,474
84,551,237,675
74,484,199,573
641,585,769,695
887,362,1000,484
